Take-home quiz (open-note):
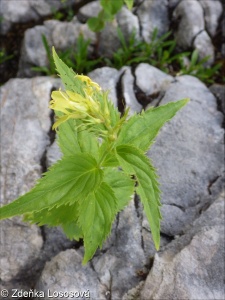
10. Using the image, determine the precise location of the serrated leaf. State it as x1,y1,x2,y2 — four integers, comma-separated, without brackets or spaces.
23,201,79,227
56,113,81,156
104,168,134,211
79,182,117,264
0,154,103,220
77,128,99,159
116,99,189,151
116,145,161,250
55,112,100,158
98,91,120,128
98,141,119,167
52,47,85,96
124,0,134,10
62,221,83,240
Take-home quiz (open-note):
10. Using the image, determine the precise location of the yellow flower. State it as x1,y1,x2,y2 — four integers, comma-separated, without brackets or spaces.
50,90,88,114
76,75,101,97
50,88,103,129
76,75,101,91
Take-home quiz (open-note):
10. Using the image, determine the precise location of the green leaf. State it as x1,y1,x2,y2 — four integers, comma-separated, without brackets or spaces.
116,145,161,250
62,221,83,240
87,16,105,32
104,168,134,211
100,0,123,15
0,154,103,220
116,99,189,151
77,128,99,159
56,114,81,156
55,112,100,159
52,47,85,96
79,182,117,264
190,49,199,67
124,0,134,10
23,201,79,227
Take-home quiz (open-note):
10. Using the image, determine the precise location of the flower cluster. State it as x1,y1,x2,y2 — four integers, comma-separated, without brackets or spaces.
49,75,103,129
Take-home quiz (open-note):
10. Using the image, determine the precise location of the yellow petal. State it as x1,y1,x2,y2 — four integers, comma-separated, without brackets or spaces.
76,75,101,91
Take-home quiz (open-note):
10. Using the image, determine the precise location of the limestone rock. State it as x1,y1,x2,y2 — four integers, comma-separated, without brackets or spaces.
120,67,142,114
210,84,225,115
193,30,215,66
136,0,169,42
116,6,141,42
173,0,204,48
36,249,104,300
0,220,43,282
46,140,62,168
135,63,173,106
168,0,181,8
0,0,78,34
88,67,120,107
148,75,224,236
199,0,223,37
0,77,60,282
140,194,225,299
78,0,101,22
97,21,121,58
17,19,96,77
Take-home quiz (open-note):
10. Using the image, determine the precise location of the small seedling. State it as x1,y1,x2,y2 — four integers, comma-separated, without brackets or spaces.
32,34,56,75
32,34,102,75
0,48,189,264
0,49,14,64
178,49,222,84
87,0,134,32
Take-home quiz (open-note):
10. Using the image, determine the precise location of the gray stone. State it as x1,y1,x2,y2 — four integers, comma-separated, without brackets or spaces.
135,63,173,106
78,0,101,22
173,0,204,48
92,200,147,300
199,0,223,37
209,84,225,115
168,0,182,8
136,0,169,42
98,21,121,58
121,67,143,114
0,0,77,34
116,6,141,42
18,19,96,77
88,67,120,107
51,18,96,51
0,77,56,204
122,282,145,300
36,249,105,300
1,64,224,298
193,30,215,66
148,75,224,236
35,199,148,300
0,219,43,282
17,24,53,78
0,77,60,282
46,140,62,168
140,193,225,300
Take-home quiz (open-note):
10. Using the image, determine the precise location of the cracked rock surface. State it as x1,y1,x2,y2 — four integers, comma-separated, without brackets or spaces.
140,192,224,300
0,0,224,299
0,77,59,287
0,0,78,34
1,67,223,299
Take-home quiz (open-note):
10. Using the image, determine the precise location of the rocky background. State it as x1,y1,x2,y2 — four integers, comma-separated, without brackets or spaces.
0,0,224,299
